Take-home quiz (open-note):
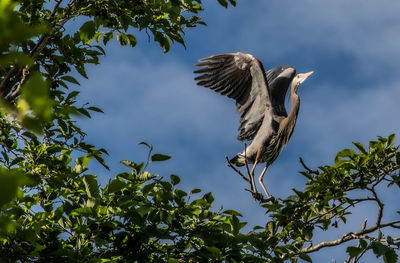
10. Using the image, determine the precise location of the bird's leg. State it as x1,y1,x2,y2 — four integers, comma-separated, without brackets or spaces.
249,160,258,193
249,146,263,194
258,165,271,198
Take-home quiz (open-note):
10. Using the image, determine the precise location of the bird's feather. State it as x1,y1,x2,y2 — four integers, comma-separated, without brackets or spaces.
265,66,296,117
194,52,274,142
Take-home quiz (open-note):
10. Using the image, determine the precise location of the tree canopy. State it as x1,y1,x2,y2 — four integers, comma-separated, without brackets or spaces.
0,0,399,262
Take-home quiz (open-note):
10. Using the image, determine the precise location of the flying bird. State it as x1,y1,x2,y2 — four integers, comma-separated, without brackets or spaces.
194,52,313,198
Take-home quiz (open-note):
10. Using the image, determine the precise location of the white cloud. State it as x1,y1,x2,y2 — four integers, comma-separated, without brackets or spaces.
199,0,400,79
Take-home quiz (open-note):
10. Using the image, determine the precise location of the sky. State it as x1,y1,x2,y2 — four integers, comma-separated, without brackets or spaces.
73,1,400,261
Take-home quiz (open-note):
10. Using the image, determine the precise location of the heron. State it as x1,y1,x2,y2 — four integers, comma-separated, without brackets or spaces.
194,52,313,198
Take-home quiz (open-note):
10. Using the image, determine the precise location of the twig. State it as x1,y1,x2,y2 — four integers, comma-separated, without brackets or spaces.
8,66,29,101
299,157,319,174
349,219,368,263
226,156,249,182
226,154,273,204
369,186,384,226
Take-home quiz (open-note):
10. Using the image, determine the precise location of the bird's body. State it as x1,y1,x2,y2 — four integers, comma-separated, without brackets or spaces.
232,74,300,167
194,52,313,197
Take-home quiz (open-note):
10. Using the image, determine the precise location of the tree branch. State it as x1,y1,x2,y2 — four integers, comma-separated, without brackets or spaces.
226,156,249,183
297,220,400,254
226,144,273,203
299,157,319,174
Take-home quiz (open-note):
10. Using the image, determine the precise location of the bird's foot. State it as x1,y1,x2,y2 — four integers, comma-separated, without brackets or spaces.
245,188,274,203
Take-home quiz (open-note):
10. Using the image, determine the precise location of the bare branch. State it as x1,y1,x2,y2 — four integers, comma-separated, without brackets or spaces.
299,157,318,174
226,156,272,203
225,144,275,203
7,66,29,101
368,186,384,226
297,220,400,254
226,156,249,183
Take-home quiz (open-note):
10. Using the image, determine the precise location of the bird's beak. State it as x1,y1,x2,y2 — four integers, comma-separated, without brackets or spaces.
299,71,314,84
304,71,314,78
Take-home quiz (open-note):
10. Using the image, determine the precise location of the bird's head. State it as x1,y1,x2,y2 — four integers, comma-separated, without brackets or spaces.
292,71,314,91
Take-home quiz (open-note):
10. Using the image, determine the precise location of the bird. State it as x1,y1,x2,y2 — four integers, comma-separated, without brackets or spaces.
193,52,313,198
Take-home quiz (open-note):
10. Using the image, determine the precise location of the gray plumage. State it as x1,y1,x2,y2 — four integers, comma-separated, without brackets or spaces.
194,52,313,197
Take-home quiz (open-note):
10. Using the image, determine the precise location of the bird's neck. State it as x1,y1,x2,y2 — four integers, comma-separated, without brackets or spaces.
289,85,300,122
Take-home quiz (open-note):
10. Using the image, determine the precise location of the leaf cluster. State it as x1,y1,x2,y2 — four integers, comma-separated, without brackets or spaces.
0,142,258,262
255,135,400,262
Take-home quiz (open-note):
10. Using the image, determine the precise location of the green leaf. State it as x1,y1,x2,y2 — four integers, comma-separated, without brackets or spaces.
87,106,104,113
75,64,88,79
228,0,237,6
353,142,368,154
18,71,53,124
335,148,356,163
136,205,150,217
75,156,90,173
71,207,94,217
371,242,389,257
384,248,398,263
103,31,114,45
79,21,96,43
190,188,201,194
0,169,20,207
83,174,100,199
151,153,171,162
204,246,222,257
126,34,137,47
106,178,126,193
223,210,242,217
217,0,228,8
346,246,362,258
117,34,129,46
61,75,80,85
170,174,180,185
387,134,395,146
299,253,312,262
359,239,368,249
120,160,143,174
203,192,214,203
77,108,91,118
66,91,80,100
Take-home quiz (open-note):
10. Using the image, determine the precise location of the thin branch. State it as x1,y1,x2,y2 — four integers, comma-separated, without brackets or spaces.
350,219,368,263
297,220,400,254
369,186,384,226
299,157,319,174
226,156,270,203
226,156,249,183
51,0,63,17
225,144,274,203
8,66,29,100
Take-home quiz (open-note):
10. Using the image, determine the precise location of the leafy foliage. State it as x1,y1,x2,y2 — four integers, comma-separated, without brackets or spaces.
256,135,400,262
0,146,253,261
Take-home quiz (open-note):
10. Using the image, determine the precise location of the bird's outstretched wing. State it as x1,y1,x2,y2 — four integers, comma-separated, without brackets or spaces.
194,52,274,141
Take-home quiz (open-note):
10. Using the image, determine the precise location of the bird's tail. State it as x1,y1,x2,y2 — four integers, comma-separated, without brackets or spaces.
229,153,246,167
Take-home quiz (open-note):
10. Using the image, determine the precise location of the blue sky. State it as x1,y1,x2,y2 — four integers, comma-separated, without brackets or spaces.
74,1,400,261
